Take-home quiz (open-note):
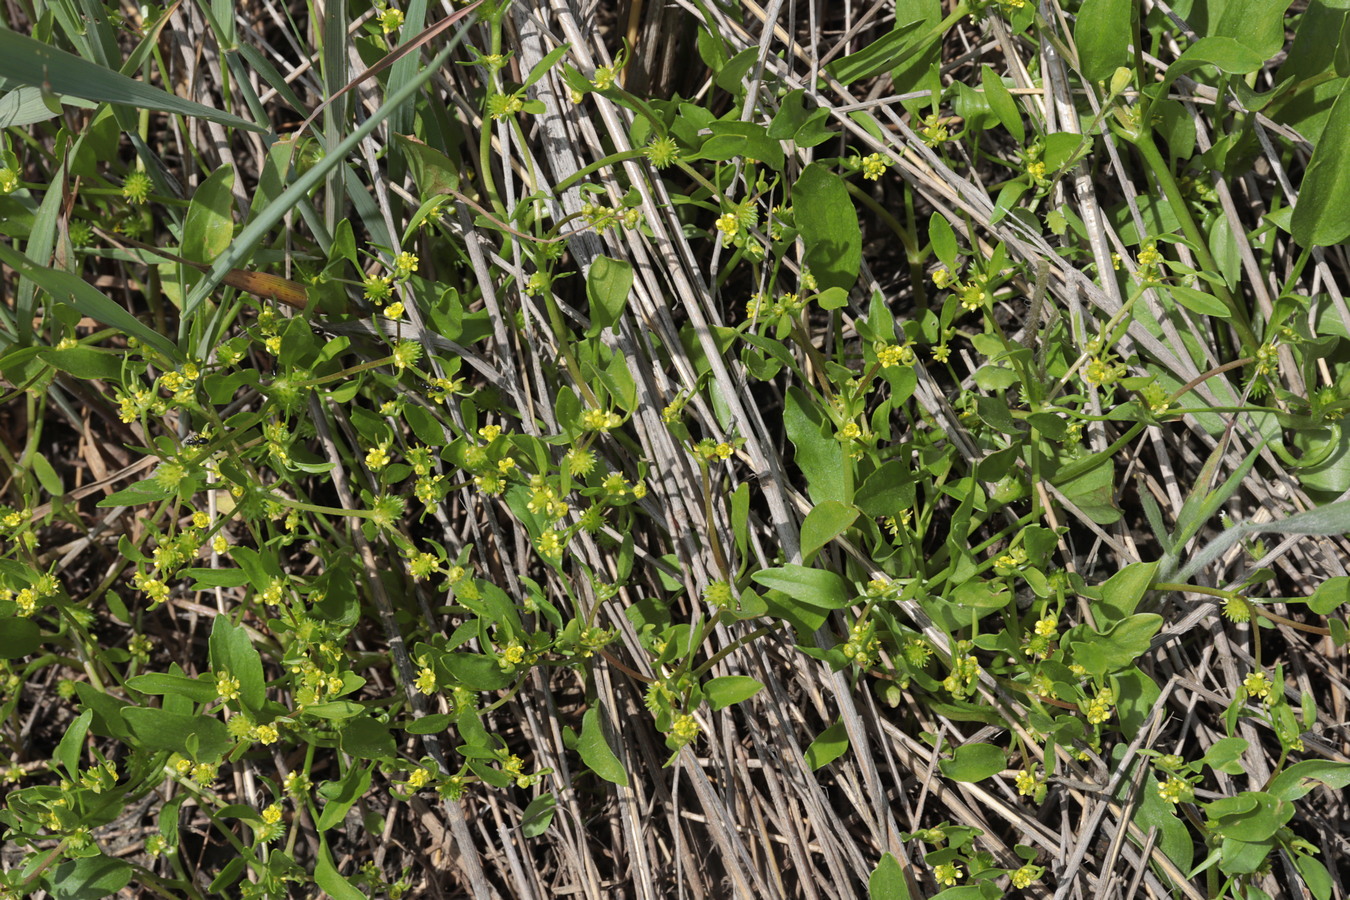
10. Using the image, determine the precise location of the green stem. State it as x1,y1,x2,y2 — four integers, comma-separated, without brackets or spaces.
693,626,776,679
477,22,507,217
552,148,648,198
1050,421,1146,486
1125,132,1258,351
845,181,916,259
267,495,374,519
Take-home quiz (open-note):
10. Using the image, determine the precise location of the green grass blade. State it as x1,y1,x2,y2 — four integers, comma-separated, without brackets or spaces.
0,25,264,132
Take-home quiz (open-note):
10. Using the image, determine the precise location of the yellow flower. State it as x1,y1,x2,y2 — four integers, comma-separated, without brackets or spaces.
415,666,437,694
365,444,391,470
215,672,241,702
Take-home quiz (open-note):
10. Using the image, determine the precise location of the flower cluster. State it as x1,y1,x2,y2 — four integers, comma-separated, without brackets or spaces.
1,572,61,617
942,641,981,698
1085,687,1115,725
859,152,894,181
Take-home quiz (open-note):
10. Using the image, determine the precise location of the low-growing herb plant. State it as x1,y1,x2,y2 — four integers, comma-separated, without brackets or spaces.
0,1,1348,899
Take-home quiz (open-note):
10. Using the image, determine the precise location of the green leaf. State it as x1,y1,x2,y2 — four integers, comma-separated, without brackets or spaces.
784,386,847,504
1055,452,1120,525
1294,853,1333,900
521,793,558,838
303,701,364,720
1292,78,1350,247
0,85,95,127
889,1,942,112
929,887,990,900
441,651,513,691
96,475,176,508
1308,576,1350,615
1075,0,1132,84
554,386,582,437
1168,284,1231,318
974,395,1026,435
1170,36,1268,80
394,134,461,199
181,165,235,264
0,242,178,359
855,460,917,518
928,212,958,269
316,763,373,831
751,564,850,609
951,579,1011,610
938,742,1006,782
1097,560,1160,620
868,853,912,900
586,256,633,336
54,709,92,782
766,89,835,147
1204,791,1293,842
601,351,638,413
208,858,246,894
122,707,230,759
1215,836,1271,875
0,615,41,658
800,500,858,562
315,840,366,900
0,28,263,132
1113,667,1162,739
48,855,133,900
523,43,572,89
1201,737,1252,775
578,705,629,786
1133,774,1194,872
208,616,265,711
952,81,997,133
980,65,1024,142
692,120,785,170
183,567,251,589
794,163,861,293
38,346,122,381
126,673,219,704
404,713,453,735
825,19,927,85
74,683,130,740
1266,759,1350,800
704,676,763,710
1043,132,1086,170
1205,0,1293,60
805,719,849,770
340,717,397,761
715,47,759,95
1069,614,1163,676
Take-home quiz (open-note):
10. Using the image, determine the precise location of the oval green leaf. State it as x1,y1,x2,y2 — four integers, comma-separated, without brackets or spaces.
795,163,861,292
586,255,633,335
800,500,858,562
704,675,763,711
340,716,397,760
805,719,849,770
0,616,42,658
751,564,850,609
579,705,629,786
1074,0,1132,84
938,742,1006,782
182,165,235,263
